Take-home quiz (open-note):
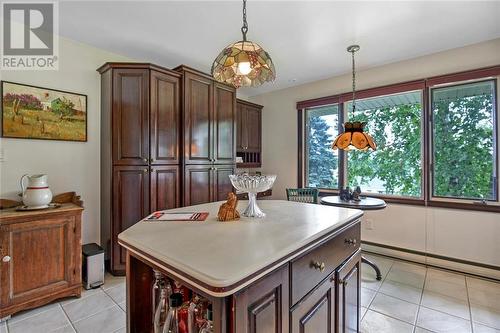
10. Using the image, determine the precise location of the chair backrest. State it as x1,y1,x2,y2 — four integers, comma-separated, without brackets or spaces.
286,188,319,204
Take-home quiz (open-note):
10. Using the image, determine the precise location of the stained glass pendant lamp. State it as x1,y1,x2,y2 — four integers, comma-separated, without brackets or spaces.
332,45,377,151
211,0,276,88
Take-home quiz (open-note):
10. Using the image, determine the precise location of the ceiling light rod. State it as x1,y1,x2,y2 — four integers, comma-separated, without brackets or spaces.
347,44,360,112
241,0,248,41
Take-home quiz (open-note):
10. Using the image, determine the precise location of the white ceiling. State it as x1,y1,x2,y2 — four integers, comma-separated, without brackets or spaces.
59,1,500,96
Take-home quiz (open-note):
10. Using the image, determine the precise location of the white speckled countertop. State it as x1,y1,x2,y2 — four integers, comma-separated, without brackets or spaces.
118,200,363,296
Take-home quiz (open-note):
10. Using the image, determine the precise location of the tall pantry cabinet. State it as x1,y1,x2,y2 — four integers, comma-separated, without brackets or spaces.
175,66,236,206
99,63,236,274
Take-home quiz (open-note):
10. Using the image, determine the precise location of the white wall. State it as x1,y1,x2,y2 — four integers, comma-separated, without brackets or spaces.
0,37,132,245
250,38,500,271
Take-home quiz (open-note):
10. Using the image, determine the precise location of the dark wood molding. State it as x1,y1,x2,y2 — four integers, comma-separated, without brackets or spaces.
296,95,340,110
236,98,263,109
297,108,303,188
339,79,425,103
426,65,500,87
96,62,182,78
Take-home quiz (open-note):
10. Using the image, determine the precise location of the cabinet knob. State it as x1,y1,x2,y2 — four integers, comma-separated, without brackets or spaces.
143,158,148,162
345,238,357,246
150,158,155,162
311,261,325,272
143,169,148,173
2,255,11,263
338,278,346,286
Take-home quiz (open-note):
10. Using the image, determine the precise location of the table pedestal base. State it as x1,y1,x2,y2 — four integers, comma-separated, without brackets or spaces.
362,256,382,280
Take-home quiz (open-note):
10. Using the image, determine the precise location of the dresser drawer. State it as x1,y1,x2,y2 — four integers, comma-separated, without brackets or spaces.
291,221,360,305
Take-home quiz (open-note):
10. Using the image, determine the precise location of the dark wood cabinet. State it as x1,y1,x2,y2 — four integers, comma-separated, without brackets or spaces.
236,99,263,167
234,265,289,333
100,63,236,274
291,273,336,333
214,83,236,164
100,63,183,274
112,68,150,165
337,251,361,333
0,202,83,318
178,66,236,166
150,165,180,211
150,70,181,165
184,164,235,206
182,70,214,164
112,166,150,272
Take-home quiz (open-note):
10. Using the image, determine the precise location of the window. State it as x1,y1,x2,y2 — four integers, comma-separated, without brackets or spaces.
298,66,500,211
431,80,497,201
304,104,339,189
346,91,423,197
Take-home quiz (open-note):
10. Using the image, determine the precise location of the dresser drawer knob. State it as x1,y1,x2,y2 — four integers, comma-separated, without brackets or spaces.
345,238,357,246
2,255,11,263
311,261,325,272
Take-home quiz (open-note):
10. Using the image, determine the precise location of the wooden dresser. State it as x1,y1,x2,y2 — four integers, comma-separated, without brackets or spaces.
0,199,83,318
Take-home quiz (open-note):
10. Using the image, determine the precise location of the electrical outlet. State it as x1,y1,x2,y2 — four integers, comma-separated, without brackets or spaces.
365,218,374,230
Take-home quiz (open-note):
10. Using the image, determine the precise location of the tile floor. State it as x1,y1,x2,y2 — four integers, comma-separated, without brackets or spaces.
360,253,500,333
1,273,126,333
2,253,500,333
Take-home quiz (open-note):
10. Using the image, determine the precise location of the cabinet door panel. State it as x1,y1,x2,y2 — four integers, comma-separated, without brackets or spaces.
112,166,150,273
234,265,289,333
184,165,213,206
214,165,235,201
338,251,361,333
0,217,79,306
246,106,261,152
151,165,180,211
184,73,213,164
150,70,180,165
112,69,149,165
291,273,335,333
236,103,245,151
214,83,236,164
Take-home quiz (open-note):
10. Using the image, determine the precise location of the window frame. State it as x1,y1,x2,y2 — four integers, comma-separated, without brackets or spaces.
428,78,499,205
303,102,342,191
297,65,500,212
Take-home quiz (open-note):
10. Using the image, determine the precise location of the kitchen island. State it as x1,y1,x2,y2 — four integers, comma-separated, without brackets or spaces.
118,200,363,333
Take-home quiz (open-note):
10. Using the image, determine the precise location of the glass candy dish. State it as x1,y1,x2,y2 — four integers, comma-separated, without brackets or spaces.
229,174,277,218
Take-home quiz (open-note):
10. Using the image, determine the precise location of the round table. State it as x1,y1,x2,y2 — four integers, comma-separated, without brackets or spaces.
320,195,386,280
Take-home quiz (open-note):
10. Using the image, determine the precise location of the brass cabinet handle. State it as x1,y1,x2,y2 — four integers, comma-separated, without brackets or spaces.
143,169,148,173
339,278,347,286
150,158,155,162
143,158,148,162
2,255,11,263
311,261,326,272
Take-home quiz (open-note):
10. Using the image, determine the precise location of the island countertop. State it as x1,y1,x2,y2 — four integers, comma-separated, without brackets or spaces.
118,200,363,296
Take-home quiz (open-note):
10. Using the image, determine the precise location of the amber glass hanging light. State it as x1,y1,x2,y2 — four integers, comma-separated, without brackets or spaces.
211,0,276,88
332,45,376,151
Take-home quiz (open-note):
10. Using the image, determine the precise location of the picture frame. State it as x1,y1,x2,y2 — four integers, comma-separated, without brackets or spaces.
1,81,88,142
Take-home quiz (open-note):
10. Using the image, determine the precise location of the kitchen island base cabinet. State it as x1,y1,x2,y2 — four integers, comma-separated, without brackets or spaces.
119,201,362,333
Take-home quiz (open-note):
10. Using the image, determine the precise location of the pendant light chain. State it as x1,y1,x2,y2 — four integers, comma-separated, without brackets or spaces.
351,49,356,112
241,0,248,41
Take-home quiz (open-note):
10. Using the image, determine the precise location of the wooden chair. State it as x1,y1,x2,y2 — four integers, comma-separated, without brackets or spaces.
286,188,319,204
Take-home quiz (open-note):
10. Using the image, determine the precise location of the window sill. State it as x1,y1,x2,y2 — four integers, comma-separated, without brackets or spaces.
315,191,500,212
427,200,500,213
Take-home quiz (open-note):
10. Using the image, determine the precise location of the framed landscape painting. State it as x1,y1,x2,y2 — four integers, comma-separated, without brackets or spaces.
1,81,87,142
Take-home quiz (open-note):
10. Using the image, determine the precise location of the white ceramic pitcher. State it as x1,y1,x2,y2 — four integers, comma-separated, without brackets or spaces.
20,174,53,208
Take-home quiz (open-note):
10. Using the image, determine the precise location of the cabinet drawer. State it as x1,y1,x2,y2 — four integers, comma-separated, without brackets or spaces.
291,222,360,305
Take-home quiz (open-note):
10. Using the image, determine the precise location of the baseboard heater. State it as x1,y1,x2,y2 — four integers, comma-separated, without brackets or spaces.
361,240,500,281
